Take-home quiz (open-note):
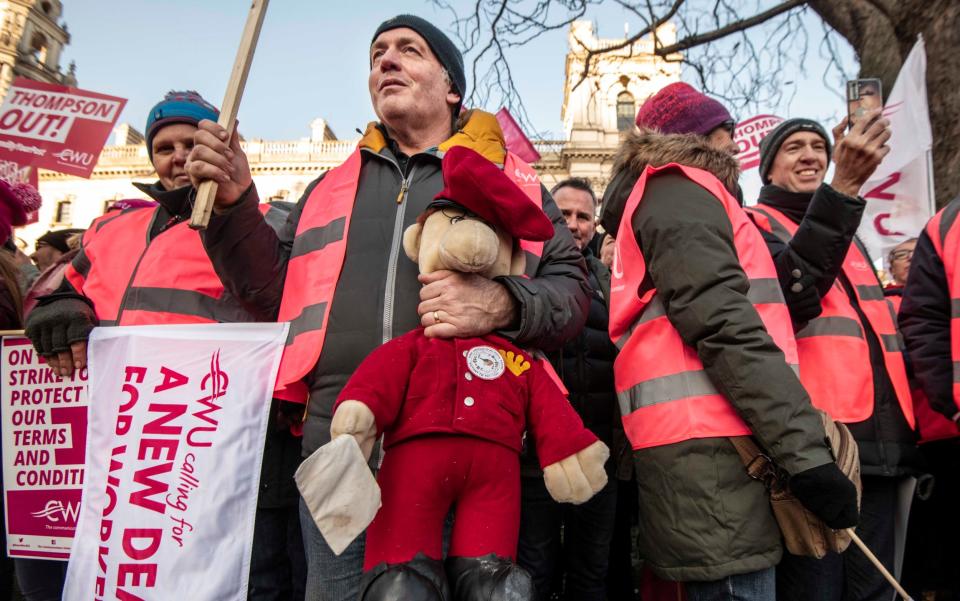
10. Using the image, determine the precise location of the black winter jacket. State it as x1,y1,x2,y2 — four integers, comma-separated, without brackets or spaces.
900,197,960,421
523,249,619,477
754,184,919,476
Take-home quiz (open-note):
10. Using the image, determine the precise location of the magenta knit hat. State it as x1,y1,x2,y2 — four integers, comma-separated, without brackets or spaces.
0,179,41,244
635,82,733,136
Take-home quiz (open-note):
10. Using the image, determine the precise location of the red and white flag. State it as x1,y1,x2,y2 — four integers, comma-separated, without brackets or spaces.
857,36,934,263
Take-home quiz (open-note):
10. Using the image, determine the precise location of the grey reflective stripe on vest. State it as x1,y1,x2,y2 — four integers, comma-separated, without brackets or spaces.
954,361,960,383
939,200,960,247
120,287,253,323
636,278,784,326
881,333,904,353
285,302,328,346
855,285,886,301
263,201,295,234
797,316,864,339
749,206,792,242
289,217,347,260
619,369,720,414
952,299,960,318
71,249,91,278
94,212,125,233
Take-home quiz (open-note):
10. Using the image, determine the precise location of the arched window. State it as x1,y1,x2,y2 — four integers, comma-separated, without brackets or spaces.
616,92,635,132
29,32,48,64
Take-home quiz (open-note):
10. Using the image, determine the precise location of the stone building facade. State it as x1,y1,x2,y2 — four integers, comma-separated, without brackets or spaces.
0,0,75,102
19,20,680,250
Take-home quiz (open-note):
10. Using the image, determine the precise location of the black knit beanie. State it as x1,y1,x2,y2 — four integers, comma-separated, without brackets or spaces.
372,15,466,108
758,118,832,185
36,228,84,253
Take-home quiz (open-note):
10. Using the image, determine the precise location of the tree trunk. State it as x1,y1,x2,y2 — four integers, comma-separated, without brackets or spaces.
810,0,960,208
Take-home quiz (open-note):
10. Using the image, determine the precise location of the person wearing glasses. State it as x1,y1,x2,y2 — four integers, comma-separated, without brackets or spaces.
887,238,917,290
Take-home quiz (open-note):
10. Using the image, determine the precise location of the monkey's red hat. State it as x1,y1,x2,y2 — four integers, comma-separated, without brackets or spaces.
431,146,554,242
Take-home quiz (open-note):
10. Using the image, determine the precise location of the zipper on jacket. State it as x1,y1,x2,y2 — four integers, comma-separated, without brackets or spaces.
382,165,417,344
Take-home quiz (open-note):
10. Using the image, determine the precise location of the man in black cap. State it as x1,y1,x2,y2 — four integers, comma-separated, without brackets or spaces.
187,14,590,601
748,113,921,601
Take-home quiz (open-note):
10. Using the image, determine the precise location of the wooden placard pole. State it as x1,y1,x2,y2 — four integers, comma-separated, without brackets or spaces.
845,528,913,600
189,0,270,230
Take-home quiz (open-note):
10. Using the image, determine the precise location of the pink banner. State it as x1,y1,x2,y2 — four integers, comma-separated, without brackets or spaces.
1,336,89,560
0,78,126,178
495,108,541,164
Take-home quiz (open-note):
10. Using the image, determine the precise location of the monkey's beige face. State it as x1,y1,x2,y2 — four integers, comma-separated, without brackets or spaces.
402,207,523,278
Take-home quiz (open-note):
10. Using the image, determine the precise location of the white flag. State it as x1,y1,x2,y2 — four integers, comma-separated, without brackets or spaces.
858,36,934,266
63,323,288,601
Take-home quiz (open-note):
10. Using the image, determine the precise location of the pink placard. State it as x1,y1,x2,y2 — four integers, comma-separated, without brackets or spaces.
0,78,127,178
2,336,88,559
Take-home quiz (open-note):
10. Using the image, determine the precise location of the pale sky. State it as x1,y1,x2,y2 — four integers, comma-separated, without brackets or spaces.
59,0,858,147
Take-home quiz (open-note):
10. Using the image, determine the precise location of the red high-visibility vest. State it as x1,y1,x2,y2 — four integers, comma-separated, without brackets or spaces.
919,199,960,436
65,202,286,326
609,164,799,450
748,204,914,428
274,149,545,402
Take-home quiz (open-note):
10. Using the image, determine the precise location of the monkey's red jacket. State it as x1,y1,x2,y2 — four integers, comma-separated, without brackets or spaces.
334,328,597,467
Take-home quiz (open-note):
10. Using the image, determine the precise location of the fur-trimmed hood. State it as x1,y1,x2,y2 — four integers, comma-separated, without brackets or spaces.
600,129,741,235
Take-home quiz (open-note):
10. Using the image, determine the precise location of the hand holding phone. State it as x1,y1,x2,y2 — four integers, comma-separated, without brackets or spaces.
831,106,891,197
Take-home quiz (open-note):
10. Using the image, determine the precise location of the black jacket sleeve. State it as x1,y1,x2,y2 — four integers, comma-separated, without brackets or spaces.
201,180,317,321
497,184,591,351
634,172,832,475
763,184,866,299
899,229,956,418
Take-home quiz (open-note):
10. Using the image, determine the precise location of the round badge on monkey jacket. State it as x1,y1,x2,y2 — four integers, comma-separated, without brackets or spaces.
466,346,505,380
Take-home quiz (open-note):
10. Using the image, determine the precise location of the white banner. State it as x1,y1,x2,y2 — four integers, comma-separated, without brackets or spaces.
63,323,288,601
858,36,934,264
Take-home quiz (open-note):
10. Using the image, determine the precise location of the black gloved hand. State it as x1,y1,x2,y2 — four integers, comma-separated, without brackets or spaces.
790,462,859,529
781,272,822,326
25,296,97,357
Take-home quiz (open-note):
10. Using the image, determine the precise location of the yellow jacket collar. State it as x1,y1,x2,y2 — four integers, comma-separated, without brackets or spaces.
358,109,507,165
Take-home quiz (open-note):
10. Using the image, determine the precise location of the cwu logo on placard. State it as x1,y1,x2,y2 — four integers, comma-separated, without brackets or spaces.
52,148,93,167
30,499,80,524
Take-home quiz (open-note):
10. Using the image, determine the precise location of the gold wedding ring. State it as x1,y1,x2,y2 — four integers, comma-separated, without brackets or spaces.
434,311,441,324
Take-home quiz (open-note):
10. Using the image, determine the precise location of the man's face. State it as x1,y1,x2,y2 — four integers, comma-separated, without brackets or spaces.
31,242,62,272
368,28,461,133
706,124,738,156
554,186,596,251
768,131,829,194
889,239,916,285
151,123,196,191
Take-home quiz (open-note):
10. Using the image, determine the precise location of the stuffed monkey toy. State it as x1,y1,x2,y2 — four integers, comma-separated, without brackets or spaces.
329,146,609,601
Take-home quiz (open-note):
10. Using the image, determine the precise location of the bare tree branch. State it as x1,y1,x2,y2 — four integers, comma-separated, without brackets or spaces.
653,0,807,55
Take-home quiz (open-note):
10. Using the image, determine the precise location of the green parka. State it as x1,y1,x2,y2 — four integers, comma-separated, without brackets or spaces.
600,131,834,582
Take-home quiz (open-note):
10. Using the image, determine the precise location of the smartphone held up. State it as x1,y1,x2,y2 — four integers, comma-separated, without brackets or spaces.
846,79,883,129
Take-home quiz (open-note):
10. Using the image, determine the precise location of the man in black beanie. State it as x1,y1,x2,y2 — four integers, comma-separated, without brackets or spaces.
31,228,84,272
187,13,590,601
747,112,922,601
